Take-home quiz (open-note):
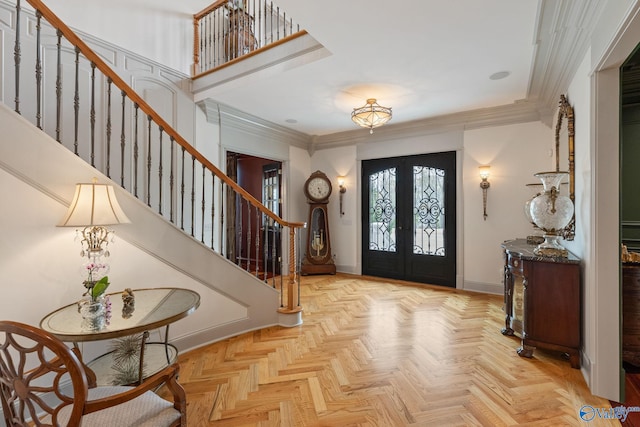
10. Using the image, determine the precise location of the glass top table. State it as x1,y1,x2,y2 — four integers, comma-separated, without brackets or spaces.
40,287,200,342
40,288,200,386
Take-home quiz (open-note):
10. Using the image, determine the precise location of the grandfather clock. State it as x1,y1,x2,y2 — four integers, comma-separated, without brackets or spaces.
301,170,336,275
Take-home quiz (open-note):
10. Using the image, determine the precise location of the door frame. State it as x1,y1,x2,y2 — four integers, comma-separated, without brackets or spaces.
355,149,463,289
360,152,457,286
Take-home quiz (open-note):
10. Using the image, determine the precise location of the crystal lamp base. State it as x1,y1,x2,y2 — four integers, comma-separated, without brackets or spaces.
533,234,568,257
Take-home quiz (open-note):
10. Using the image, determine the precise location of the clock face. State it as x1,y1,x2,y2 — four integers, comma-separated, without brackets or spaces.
307,176,331,201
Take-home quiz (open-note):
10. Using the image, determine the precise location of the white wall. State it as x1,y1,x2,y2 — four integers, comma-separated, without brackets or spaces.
288,144,312,221
39,0,196,75
463,122,553,293
562,51,596,387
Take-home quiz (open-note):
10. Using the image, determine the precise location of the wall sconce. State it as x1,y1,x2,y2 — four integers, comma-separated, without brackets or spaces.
337,176,346,216
479,166,491,220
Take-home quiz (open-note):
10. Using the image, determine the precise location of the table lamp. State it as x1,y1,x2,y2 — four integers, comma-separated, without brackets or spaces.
59,179,130,293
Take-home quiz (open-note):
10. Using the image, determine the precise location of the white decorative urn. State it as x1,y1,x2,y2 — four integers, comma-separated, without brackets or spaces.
529,171,574,257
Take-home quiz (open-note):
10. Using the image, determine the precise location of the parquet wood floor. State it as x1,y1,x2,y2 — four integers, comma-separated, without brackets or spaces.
162,274,620,426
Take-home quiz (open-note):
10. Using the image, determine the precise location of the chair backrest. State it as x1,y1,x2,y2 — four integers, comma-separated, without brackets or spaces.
0,320,89,426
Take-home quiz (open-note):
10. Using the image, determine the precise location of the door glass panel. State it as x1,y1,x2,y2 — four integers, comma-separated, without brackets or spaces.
310,208,328,258
369,168,396,252
262,165,280,222
413,166,445,256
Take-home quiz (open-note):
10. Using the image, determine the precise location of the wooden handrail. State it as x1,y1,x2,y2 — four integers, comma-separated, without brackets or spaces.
26,0,304,231
194,0,228,20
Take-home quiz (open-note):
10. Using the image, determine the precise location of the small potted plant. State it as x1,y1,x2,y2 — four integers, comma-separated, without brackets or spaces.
86,275,110,301
78,264,112,331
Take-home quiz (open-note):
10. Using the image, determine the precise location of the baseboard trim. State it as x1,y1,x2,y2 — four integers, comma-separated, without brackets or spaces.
581,351,592,389
171,314,301,355
336,265,358,275
463,280,502,295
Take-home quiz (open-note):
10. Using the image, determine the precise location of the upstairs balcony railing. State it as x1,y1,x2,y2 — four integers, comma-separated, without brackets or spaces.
193,0,302,75
6,0,304,314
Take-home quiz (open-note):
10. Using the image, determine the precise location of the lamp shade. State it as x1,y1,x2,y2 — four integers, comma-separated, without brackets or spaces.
479,165,490,180
59,183,130,226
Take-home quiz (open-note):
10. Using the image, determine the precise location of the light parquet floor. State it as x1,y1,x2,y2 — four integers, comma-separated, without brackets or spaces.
164,274,620,426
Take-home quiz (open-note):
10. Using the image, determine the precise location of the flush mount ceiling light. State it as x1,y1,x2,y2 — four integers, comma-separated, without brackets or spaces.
351,98,392,134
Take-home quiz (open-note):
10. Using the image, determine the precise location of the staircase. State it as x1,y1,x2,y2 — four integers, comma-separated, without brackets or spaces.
0,0,303,351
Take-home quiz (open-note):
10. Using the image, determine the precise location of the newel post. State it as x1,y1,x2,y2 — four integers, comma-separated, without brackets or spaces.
192,16,200,75
279,226,302,313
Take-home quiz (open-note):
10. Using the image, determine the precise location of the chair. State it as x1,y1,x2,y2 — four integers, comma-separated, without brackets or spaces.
0,320,186,426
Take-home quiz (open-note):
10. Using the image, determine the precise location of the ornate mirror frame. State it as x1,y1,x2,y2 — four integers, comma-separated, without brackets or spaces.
555,94,575,241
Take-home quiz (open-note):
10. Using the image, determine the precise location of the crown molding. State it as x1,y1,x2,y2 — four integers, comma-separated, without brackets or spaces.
197,99,221,123
201,96,546,154
528,0,607,109
311,100,545,151
197,99,310,150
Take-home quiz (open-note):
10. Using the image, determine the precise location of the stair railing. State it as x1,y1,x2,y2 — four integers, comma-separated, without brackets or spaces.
10,0,304,313
193,0,302,76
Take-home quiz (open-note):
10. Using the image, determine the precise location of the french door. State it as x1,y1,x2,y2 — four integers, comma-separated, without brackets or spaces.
362,151,456,287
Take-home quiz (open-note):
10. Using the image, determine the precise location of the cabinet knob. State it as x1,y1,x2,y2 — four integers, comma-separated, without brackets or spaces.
513,259,519,267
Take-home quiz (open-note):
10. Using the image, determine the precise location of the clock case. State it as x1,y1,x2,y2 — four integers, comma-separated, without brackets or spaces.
301,171,336,275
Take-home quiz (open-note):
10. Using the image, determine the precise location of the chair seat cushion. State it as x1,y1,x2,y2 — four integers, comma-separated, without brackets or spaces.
57,386,181,427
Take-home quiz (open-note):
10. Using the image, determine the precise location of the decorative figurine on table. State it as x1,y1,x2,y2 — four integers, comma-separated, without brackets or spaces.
122,288,135,319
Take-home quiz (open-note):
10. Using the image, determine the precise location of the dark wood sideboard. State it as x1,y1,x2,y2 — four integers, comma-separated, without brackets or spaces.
501,239,581,368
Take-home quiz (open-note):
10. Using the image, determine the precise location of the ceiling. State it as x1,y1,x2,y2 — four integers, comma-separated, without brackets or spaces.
187,1,605,138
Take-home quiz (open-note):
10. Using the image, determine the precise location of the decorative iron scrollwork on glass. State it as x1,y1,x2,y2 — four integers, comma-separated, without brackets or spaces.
413,166,445,256
369,168,396,252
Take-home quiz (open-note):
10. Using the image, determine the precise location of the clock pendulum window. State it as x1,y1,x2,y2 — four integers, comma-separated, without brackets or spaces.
301,170,337,275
